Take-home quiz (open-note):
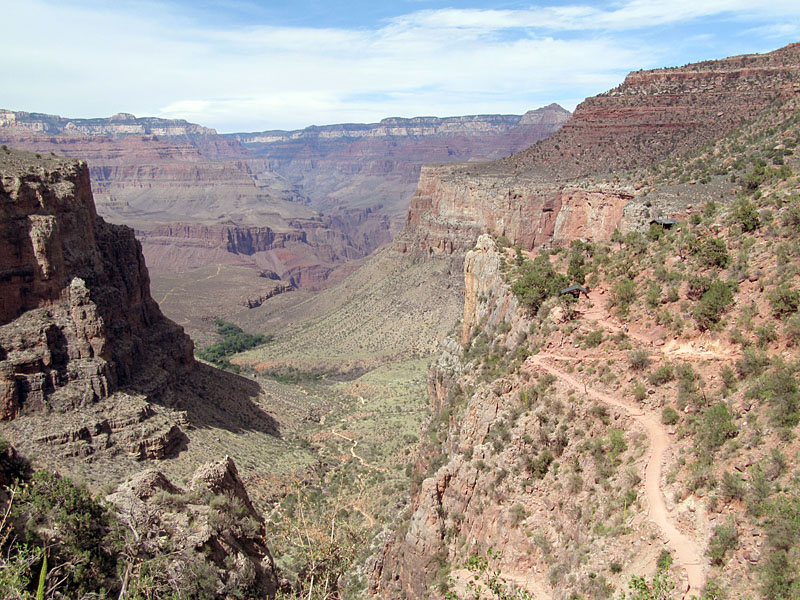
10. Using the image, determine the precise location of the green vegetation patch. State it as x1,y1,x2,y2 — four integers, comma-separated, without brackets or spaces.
197,318,273,372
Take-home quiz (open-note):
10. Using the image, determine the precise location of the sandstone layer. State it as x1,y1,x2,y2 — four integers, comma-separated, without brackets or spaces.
397,43,800,258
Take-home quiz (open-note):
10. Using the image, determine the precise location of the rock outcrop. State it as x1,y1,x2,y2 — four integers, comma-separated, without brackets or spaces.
107,456,279,598
397,43,800,259
0,149,194,460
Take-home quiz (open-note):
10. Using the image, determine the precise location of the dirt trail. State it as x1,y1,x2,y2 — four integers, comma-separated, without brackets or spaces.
331,429,388,473
581,290,734,360
528,354,706,597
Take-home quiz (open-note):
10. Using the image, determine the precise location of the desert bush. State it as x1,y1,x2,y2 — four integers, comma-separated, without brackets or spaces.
693,279,735,330
648,364,674,386
656,550,672,571
734,199,761,232
511,254,568,315
527,450,554,479
696,403,737,454
661,407,680,425
584,330,604,348
694,238,730,269
612,278,637,318
736,347,770,379
768,283,800,317
756,323,778,348
750,363,800,429
628,349,651,371
784,316,800,346
632,382,648,402
510,503,528,527
720,471,745,501
707,519,738,565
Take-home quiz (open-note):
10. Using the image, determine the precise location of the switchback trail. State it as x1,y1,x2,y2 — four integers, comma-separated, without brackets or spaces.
528,354,706,598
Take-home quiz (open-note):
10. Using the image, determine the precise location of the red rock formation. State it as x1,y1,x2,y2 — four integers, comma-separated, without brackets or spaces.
397,43,800,259
0,150,193,420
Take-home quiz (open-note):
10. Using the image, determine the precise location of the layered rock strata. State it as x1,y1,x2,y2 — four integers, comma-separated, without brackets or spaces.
0,150,193,454
397,43,800,258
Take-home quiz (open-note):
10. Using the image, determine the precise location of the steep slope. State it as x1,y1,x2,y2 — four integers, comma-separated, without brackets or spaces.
372,43,800,600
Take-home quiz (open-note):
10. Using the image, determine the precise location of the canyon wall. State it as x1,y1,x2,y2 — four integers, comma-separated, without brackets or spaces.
0,149,202,467
230,105,571,222
0,106,569,294
372,42,800,600
395,43,800,260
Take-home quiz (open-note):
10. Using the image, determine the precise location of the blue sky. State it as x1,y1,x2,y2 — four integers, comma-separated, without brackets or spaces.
3,1,800,132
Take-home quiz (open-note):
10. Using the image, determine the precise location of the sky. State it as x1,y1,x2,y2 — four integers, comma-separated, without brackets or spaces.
3,1,800,132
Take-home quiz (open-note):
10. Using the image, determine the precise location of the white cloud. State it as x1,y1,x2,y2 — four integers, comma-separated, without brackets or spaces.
1,0,798,131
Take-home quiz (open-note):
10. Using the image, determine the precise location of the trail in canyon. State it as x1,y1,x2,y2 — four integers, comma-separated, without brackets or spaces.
528,353,706,597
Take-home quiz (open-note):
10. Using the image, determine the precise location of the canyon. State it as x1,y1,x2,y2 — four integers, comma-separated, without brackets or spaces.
2,41,800,600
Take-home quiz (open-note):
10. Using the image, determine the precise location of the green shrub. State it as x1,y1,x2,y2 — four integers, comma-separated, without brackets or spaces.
707,519,738,565
510,503,528,526
720,472,745,501
696,403,737,454
628,349,651,371
528,450,554,479
584,330,604,348
612,278,637,318
784,316,800,346
751,363,800,428
648,364,674,386
734,199,761,232
656,550,672,571
511,254,568,315
768,284,800,317
694,238,730,269
632,382,647,402
756,323,778,348
661,407,680,425
736,347,770,379
693,279,735,330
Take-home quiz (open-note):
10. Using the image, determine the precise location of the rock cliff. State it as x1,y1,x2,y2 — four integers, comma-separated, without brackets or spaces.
373,42,800,600
397,43,800,258
0,149,196,461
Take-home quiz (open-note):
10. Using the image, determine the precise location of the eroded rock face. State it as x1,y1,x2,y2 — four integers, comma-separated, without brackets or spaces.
0,150,193,420
397,43,800,258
